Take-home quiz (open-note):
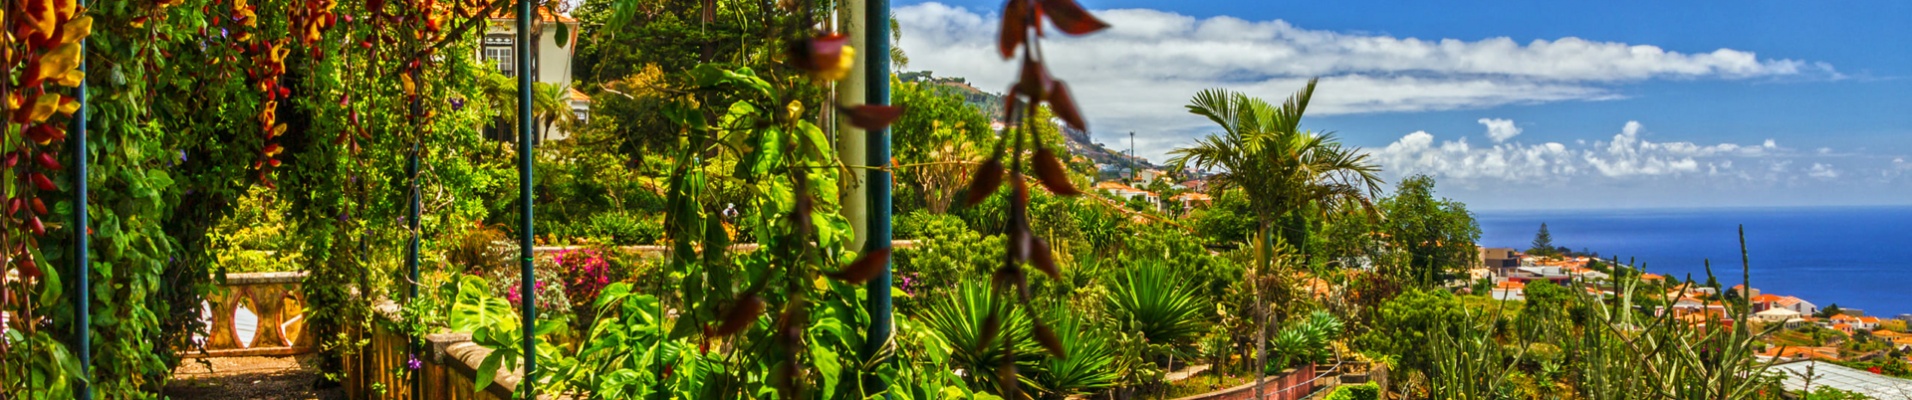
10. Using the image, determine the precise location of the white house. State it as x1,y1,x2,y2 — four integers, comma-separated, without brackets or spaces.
1772,296,1819,316
481,7,586,142
1094,181,1159,209
1755,308,1801,323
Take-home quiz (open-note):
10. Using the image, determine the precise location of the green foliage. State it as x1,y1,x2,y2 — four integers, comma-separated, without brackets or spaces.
1377,175,1480,287
1528,223,1556,257
1031,307,1120,397
1357,288,1465,375
1325,382,1381,400
1266,311,1343,373
1104,260,1209,348
920,281,1039,394
1191,189,1255,246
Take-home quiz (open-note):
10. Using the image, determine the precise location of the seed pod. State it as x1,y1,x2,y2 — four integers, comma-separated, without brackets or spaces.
30,172,56,191
6,198,20,215
979,312,1003,349
998,0,1031,59
1047,80,1088,131
838,105,904,131
963,158,1004,206
28,215,45,236
1038,0,1111,35
30,198,46,215
1032,321,1066,358
1027,234,1060,280
827,248,891,284
711,294,765,337
1031,148,1079,196
3,151,18,167
34,152,61,170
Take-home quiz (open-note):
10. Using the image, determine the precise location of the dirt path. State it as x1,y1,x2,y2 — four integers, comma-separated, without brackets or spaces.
164,355,343,400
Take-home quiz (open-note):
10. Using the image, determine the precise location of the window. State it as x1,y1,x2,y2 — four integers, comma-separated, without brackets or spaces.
483,35,514,76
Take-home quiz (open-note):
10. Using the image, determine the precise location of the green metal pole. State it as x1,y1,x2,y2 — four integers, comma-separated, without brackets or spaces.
71,1,92,396
860,0,893,395
514,1,538,398
406,70,423,400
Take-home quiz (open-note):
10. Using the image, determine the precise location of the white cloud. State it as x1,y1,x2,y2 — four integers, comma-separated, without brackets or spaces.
1807,163,1840,179
1372,121,1825,184
896,3,1833,161
1478,118,1522,143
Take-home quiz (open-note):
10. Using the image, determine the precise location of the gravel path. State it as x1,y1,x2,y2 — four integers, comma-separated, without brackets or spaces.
164,355,343,400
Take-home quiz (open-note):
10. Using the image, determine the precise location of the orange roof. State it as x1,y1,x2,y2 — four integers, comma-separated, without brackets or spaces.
1641,273,1665,281
1171,192,1213,201
1774,296,1805,306
1859,316,1881,323
568,88,590,102
1831,314,1860,322
1760,346,1842,361
1496,280,1526,290
1750,294,1783,304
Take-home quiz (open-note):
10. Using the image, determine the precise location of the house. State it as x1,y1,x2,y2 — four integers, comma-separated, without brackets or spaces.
1169,192,1212,212
1478,247,1521,276
1729,284,1759,299
1749,294,1785,312
1754,308,1801,323
480,6,584,142
1856,316,1882,331
1770,296,1818,316
1134,169,1167,185
1094,181,1159,208
1491,280,1526,301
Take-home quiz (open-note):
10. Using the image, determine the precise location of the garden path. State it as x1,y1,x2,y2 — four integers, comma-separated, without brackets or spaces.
1164,364,1212,382
164,354,342,399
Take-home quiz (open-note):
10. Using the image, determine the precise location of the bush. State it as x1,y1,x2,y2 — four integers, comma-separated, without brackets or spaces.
1326,382,1380,400
583,211,663,245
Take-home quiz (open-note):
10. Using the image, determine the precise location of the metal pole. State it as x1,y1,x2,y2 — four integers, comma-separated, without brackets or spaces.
859,0,893,396
514,1,538,398
71,2,92,396
406,70,423,400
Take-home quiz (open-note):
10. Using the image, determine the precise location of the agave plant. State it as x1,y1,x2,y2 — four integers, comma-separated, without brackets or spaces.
919,281,1041,393
1030,306,1119,398
1104,260,1208,349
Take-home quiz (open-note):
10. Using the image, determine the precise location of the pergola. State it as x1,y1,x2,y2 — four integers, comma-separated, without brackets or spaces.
59,1,900,398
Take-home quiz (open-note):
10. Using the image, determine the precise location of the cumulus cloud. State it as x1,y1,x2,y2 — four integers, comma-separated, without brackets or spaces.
896,3,1833,159
1372,121,1829,184
1478,118,1522,143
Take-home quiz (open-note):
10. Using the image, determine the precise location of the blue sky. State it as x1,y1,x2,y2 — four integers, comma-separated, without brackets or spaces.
892,1,1912,210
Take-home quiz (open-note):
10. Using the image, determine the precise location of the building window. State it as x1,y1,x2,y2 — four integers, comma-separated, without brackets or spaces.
483,35,514,76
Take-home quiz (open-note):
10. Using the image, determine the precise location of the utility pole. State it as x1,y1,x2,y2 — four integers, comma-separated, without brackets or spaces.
1129,131,1136,181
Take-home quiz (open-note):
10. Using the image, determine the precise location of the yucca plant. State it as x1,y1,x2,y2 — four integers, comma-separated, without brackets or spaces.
1030,307,1120,399
920,281,1041,394
1104,260,1209,348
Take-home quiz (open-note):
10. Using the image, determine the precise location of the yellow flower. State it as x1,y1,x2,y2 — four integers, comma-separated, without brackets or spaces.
56,70,83,88
28,94,61,123
59,15,91,44
815,45,856,82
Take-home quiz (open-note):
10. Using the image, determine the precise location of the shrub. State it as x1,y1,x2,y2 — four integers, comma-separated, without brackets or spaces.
1326,382,1380,400
584,211,663,245
1104,260,1208,348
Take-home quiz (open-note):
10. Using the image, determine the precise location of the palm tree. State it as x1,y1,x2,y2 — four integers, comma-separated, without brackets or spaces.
532,81,579,142
1167,78,1382,397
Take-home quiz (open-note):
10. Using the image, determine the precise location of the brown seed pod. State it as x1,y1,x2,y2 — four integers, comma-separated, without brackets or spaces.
980,312,1003,350
838,105,905,131
826,248,891,284
1027,233,1060,280
1031,147,1080,196
1038,0,1110,35
711,294,765,337
998,0,1031,59
1046,79,1087,131
964,158,1005,206
1032,321,1066,358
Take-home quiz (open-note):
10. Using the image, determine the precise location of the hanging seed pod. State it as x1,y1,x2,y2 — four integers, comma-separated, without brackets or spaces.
996,353,1022,398
1037,0,1110,35
29,215,46,236
1011,172,1030,206
826,248,890,284
30,172,56,191
1046,80,1088,131
30,198,47,215
997,0,1031,59
963,157,1004,206
1032,320,1066,358
838,105,904,130
3,151,18,168
711,294,765,336
1027,233,1060,280
1031,147,1079,195
979,311,1003,349
34,152,62,170
7,198,21,216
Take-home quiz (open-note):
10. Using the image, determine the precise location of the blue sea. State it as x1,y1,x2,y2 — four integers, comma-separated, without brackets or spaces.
1476,206,1912,317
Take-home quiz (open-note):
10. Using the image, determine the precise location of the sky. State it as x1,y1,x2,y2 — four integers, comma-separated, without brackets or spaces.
890,1,1912,210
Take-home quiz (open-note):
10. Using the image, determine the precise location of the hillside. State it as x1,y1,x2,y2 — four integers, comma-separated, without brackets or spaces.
901,71,1158,172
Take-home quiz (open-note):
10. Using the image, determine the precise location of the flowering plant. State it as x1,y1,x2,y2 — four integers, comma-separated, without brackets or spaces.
550,248,613,309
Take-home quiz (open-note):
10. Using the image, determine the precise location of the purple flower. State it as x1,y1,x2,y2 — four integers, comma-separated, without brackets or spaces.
450,98,466,111
406,354,423,370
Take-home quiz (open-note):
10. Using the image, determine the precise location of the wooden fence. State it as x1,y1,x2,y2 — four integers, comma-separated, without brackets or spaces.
343,302,521,400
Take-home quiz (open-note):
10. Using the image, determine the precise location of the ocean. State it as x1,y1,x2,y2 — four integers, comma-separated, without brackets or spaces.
1475,206,1912,317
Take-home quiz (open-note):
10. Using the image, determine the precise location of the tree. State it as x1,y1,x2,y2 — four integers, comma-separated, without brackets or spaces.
1529,223,1555,257
1168,79,1383,395
1379,175,1481,287
1819,303,1844,318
